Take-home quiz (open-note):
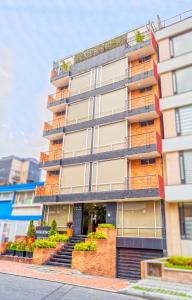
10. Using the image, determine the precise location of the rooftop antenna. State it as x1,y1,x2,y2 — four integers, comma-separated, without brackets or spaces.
157,15,163,29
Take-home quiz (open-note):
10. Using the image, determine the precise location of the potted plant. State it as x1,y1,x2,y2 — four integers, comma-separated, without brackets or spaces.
134,30,144,43
48,219,57,237
59,60,71,73
7,242,16,256
15,242,26,257
27,220,36,243
67,221,73,237
25,243,34,258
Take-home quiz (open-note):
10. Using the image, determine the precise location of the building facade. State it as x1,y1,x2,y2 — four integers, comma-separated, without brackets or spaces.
0,156,41,185
0,182,43,242
35,21,167,279
156,16,192,256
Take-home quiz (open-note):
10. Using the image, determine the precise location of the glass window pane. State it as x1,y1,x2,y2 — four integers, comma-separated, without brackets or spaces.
173,31,192,57
176,66,192,94
183,151,192,184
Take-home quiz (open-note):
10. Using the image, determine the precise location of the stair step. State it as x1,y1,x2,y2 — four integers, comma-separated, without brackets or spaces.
54,254,72,259
58,251,72,257
47,261,71,268
51,257,71,263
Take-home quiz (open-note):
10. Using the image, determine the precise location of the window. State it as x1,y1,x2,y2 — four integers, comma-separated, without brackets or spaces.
56,111,65,116
49,170,60,176
139,86,152,93
173,66,192,94
15,191,34,205
176,105,192,136
179,203,192,240
52,139,63,145
140,158,156,165
139,55,151,63
140,120,154,127
179,151,192,184
0,193,14,201
171,31,192,57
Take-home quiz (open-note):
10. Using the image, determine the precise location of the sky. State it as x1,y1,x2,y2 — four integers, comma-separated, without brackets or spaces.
0,0,191,159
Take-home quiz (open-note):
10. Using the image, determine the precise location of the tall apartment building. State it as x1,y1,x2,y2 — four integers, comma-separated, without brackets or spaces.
35,21,166,279
156,15,192,256
0,156,41,185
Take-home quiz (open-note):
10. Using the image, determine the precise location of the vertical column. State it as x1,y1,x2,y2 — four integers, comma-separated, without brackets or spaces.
160,199,167,256
73,203,83,236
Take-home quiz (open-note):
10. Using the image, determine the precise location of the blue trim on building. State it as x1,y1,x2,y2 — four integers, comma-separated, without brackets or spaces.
0,181,44,193
0,215,42,221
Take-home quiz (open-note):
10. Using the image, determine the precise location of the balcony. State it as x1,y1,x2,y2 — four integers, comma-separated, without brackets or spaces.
62,131,162,163
34,174,164,203
39,150,62,170
43,117,64,140
127,60,158,91
126,31,157,61
50,64,70,88
47,90,68,112
35,184,59,198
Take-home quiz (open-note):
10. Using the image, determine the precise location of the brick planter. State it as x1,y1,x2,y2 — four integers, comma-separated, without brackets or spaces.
33,248,56,265
0,242,8,255
141,259,192,285
72,228,116,277
33,242,65,265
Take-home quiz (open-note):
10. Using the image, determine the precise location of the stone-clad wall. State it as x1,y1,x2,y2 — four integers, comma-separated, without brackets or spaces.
72,228,116,277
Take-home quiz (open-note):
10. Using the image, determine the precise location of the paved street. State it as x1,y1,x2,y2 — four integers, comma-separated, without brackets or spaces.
0,273,141,300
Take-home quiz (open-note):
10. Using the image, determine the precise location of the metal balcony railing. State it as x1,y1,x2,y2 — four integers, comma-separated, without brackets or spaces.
126,31,151,47
63,131,161,158
116,227,163,238
43,117,65,133
157,9,192,29
35,184,59,197
67,60,156,97
65,93,158,126
36,175,163,197
48,90,68,105
40,149,62,163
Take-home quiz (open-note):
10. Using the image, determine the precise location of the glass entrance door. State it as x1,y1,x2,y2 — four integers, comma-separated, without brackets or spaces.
82,204,106,235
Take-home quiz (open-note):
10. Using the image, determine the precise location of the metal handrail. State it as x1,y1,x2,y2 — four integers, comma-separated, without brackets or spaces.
159,9,192,29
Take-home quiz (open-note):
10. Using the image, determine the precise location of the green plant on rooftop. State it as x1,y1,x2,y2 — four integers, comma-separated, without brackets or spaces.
74,33,127,64
59,60,71,72
74,241,96,251
87,232,107,239
97,224,115,229
135,30,144,43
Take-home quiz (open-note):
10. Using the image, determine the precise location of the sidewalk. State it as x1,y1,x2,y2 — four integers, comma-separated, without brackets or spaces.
120,279,192,299
0,260,129,292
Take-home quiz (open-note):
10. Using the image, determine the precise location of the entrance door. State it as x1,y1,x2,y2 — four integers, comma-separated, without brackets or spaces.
82,204,106,235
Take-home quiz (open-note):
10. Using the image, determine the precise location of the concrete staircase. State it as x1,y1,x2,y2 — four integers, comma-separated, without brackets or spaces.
46,236,86,268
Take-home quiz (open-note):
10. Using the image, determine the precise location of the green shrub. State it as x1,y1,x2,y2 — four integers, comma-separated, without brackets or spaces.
49,234,69,243
16,242,26,251
34,239,56,248
87,232,107,239
27,220,36,238
74,241,96,251
168,256,192,267
25,243,35,252
49,219,57,237
134,31,144,43
59,61,71,72
8,242,17,250
97,224,115,229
